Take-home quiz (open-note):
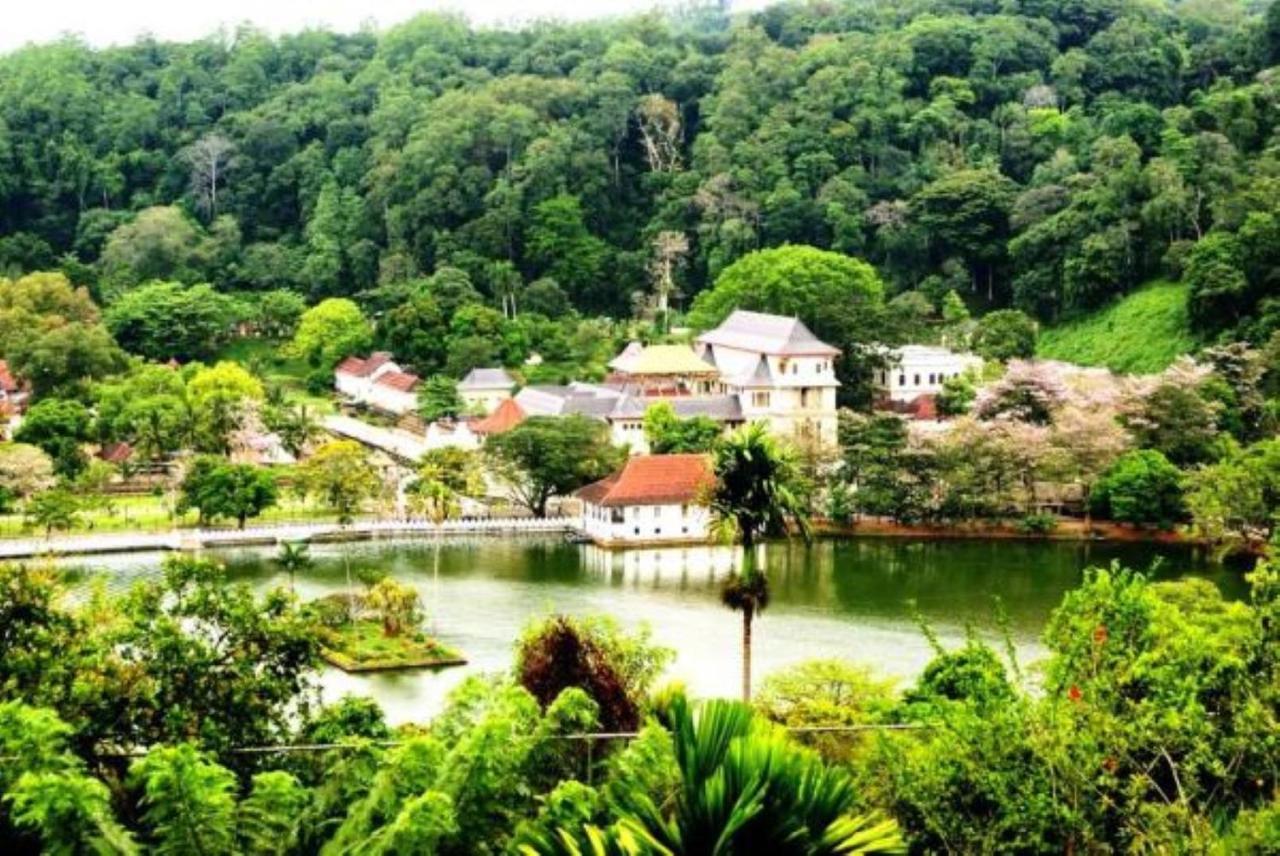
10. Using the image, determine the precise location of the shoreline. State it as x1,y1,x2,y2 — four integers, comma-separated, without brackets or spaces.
811,517,1202,547
0,515,1218,562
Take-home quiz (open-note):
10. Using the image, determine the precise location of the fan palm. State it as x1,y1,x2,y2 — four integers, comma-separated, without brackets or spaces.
708,423,811,701
275,540,312,594
523,693,903,856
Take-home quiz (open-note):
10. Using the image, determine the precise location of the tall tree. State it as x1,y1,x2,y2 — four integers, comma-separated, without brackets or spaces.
485,415,623,518
709,423,810,701
184,134,236,221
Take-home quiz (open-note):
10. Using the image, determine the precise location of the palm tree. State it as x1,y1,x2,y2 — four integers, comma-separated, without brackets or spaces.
409,478,459,636
275,540,312,594
721,568,770,704
275,404,319,460
521,692,903,856
708,423,811,701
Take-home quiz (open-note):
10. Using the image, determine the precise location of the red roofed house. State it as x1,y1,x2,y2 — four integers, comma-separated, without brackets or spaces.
471,397,526,437
576,454,715,546
367,369,421,416
0,360,29,417
334,352,399,402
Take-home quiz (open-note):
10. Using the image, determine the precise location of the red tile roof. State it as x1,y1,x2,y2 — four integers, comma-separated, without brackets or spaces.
335,355,367,376
471,398,525,435
98,441,134,464
0,360,18,393
577,454,714,507
336,352,396,378
374,370,419,392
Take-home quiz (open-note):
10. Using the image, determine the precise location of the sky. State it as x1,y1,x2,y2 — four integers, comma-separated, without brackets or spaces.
2,1,756,54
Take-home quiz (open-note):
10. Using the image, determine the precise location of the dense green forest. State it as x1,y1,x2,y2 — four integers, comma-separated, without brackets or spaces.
2,0,1280,337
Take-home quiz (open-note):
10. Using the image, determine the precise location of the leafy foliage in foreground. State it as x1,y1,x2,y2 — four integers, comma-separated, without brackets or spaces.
0,552,1275,853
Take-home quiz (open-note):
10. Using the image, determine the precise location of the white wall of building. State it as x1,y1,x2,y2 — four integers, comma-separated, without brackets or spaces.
335,362,401,403
424,421,481,451
713,348,840,447
366,383,418,415
876,347,983,403
580,501,711,545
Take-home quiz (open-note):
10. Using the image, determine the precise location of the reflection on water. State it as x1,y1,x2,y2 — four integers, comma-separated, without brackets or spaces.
66,536,1245,724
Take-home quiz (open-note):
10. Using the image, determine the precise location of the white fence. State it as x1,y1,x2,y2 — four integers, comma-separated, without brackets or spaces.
0,516,579,559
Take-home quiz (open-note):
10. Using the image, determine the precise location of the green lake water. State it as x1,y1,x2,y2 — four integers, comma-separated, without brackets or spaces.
77,536,1247,724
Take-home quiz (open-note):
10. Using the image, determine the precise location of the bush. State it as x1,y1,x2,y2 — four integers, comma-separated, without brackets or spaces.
971,309,1037,361
1092,449,1185,527
305,368,332,396
1017,512,1058,535
514,615,672,733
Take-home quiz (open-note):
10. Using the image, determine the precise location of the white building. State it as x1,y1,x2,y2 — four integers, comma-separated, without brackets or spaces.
335,353,421,416
512,311,844,453
577,454,714,547
424,419,481,451
458,368,517,414
696,310,841,447
334,352,399,402
515,384,743,455
367,369,421,415
874,345,983,404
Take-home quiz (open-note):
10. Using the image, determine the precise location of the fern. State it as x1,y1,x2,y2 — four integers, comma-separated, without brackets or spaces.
7,770,138,855
238,770,310,856
129,744,237,856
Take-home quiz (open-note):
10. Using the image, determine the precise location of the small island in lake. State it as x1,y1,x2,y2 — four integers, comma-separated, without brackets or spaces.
306,583,465,673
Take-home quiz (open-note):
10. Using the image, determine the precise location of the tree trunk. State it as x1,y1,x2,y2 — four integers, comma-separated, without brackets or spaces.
741,605,754,703
432,529,442,636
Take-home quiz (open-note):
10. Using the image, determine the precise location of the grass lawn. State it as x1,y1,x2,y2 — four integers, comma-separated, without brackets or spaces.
216,337,336,414
1036,280,1198,375
319,619,466,672
0,492,358,538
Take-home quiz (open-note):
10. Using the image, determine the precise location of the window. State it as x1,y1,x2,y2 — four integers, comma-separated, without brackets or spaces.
752,391,771,408
898,374,905,386
634,527,640,535
913,374,920,386
792,363,798,375
880,370,887,384
928,373,935,385
611,508,624,523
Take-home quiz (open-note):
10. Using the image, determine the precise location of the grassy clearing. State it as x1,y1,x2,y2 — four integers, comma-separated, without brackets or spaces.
319,619,465,672
216,337,336,414
0,492,359,538
1036,280,1198,375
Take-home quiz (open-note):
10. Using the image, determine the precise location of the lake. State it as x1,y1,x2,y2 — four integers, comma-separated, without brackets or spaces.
75,536,1246,724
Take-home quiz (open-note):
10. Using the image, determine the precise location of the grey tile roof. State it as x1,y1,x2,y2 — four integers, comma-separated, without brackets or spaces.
672,395,744,421
459,368,516,389
725,354,777,389
562,395,624,419
697,310,840,356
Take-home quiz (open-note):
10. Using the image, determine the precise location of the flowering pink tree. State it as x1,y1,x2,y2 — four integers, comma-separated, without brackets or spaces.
1045,405,1133,524
975,360,1067,424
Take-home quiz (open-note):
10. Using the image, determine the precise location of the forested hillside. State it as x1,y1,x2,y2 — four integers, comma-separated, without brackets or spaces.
1,0,1279,333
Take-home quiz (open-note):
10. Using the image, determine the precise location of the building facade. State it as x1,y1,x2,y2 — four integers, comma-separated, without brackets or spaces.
335,352,400,402
874,345,983,404
695,310,841,447
577,454,714,547
515,311,842,453
458,368,517,414
335,353,421,416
